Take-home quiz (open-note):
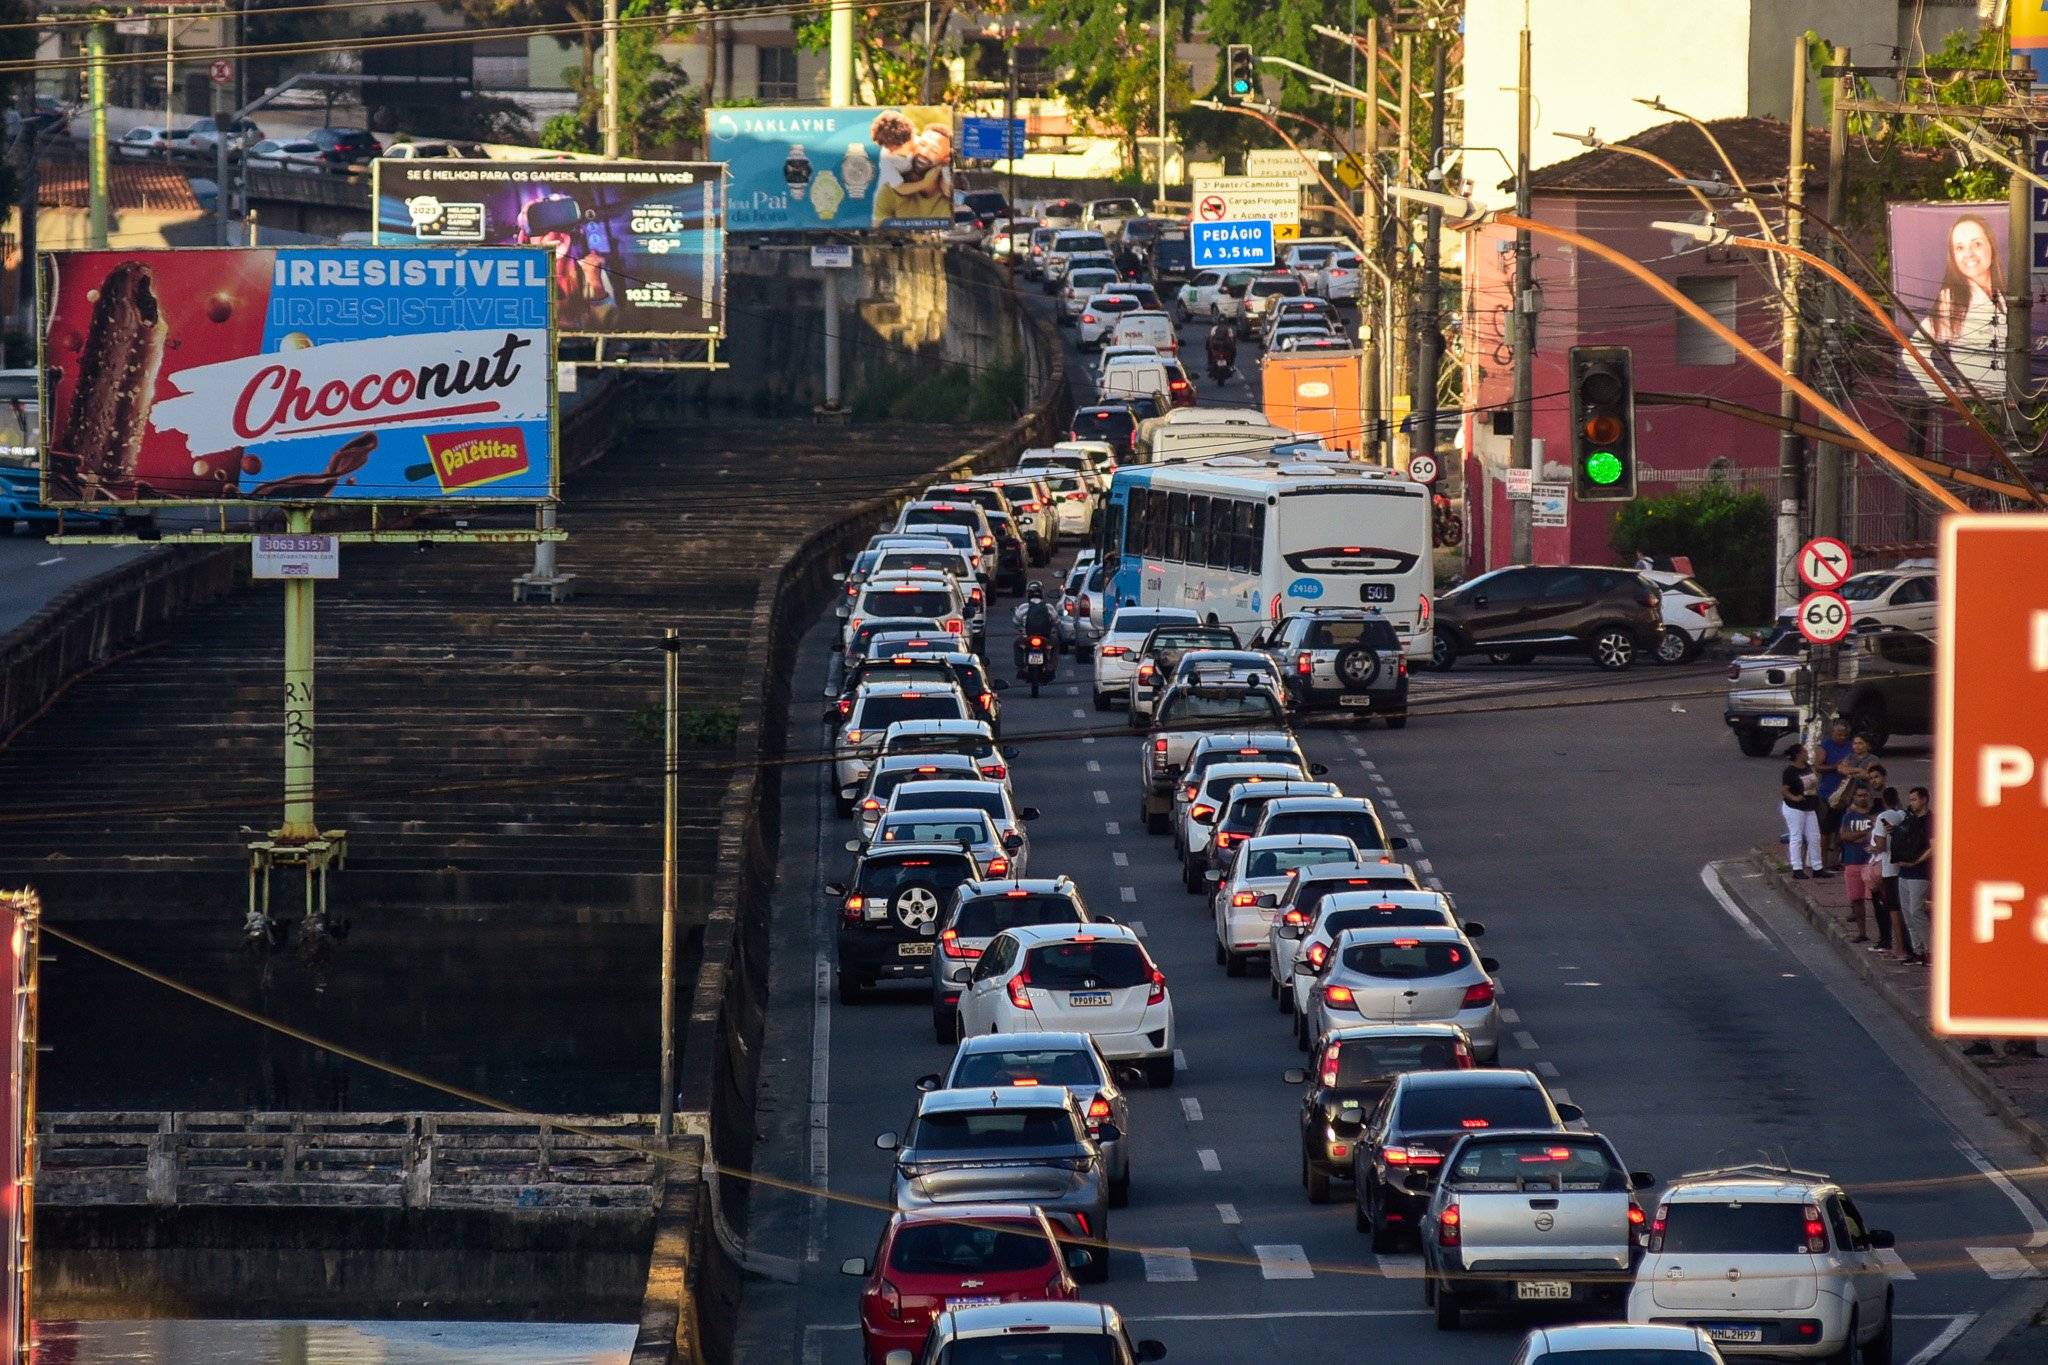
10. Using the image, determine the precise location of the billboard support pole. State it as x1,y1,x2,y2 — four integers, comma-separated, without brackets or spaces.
87,24,109,249
602,0,620,159
214,73,229,245
279,505,319,845
829,0,854,106
822,266,844,412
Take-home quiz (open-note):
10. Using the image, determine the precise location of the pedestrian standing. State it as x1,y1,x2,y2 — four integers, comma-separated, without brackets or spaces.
1815,719,1855,870
1892,787,1934,966
1780,744,1827,879
1871,787,1910,959
1838,787,1878,943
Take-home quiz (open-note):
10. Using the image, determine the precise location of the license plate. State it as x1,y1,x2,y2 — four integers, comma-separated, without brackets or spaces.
950,1297,1000,1309
1515,1281,1572,1301
1757,717,1791,728
898,942,935,957
1360,583,1394,603
1337,695,1374,708
1706,1327,1763,1344
1069,990,1112,1007
1028,652,1045,664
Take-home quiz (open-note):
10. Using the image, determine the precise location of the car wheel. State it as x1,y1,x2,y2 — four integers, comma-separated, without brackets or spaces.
835,792,856,819
1851,697,1891,753
1430,629,1458,671
1383,712,1408,730
1827,1313,1857,1365
1368,1190,1398,1253
1736,728,1781,758
1214,939,1227,965
1590,627,1637,671
1294,1008,1311,1052
1861,1301,1892,1365
889,883,943,934
1356,1190,1373,1234
1225,950,1247,977
1304,1149,1332,1204
1078,1243,1111,1284
1268,973,1280,1000
1183,858,1206,894
1433,1280,1461,1330
932,1009,952,1043
1656,626,1694,665
1109,1168,1131,1208
1093,690,1111,712
838,972,865,1006
1143,1055,1176,1088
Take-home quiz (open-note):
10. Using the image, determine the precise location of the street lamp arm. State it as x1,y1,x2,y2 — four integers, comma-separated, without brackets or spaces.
1209,101,1373,245
1631,95,1782,262
1258,53,1374,103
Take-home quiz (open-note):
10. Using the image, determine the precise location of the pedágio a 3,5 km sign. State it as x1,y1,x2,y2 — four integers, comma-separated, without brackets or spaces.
39,247,556,507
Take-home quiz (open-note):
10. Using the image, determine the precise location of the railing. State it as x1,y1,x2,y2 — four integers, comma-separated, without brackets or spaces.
38,1111,663,1210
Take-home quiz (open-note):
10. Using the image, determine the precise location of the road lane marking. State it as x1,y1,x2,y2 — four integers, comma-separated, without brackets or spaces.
1067,686,1081,696
1415,858,1433,875
1966,1246,2039,1279
1254,1244,1313,1279
808,950,832,1264
1181,1097,1203,1121
1087,760,1102,772
1120,887,1137,902
1700,861,1772,944
36,556,64,566
1954,1139,2048,1247
1499,1008,1521,1024
1082,736,1096,745
1142,1248,1198,1282
1216,1203,1239,1224
1373,1253,1424,1278
1174,1049,1188,1071
1534,1061,1560,1078
1112,851,1128,866
1874,1247,1916,1281
1904,1314,1976,1365
1126,920,1146,937
1105,821,1120,835
1512,1030,1539,1051
1072,708,1086,718
1373,784,1393,798
1549,1086,1575,1106
1093,790,1110,804
1197,1148,1221,1172
1396,822,1416,835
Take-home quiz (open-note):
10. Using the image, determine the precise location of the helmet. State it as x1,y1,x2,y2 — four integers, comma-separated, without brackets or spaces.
1025,581,1045,600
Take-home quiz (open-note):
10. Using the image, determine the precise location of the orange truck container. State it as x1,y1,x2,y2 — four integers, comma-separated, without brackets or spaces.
1260,349,1364,456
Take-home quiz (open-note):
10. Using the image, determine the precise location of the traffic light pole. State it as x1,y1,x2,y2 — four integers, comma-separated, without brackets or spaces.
1509,24,1534,564
1773,40,1807,619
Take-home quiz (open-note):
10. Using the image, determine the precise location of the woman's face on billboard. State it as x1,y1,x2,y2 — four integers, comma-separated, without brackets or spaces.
1950,219,1994,289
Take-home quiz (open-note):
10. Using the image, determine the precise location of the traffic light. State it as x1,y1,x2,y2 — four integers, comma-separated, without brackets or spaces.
1224,45,1256,103
1567,345,1637,501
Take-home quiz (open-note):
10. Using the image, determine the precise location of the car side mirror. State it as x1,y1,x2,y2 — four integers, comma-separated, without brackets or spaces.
1630,1171,1656,1191
1135,1342,1167,1364
840,1256,868,1276
845,839,864,853
1865,1228,1895,1250
1066,1247,1092,1270
1481,957,1499,973
1309,763,1329,776
841,786,860,801
1094,1122,1121,1144
1472,593,1487,606
1555,1103,1585,1123
992,678,1011,691
915,1074,942,1092
824,882,848,897
1282,923,1305,940
1020,807,1041,821
875,1132,900,1151
1002,833,1025,852
1095,913,1116,925
1461,921,1485,937
1282,1067,1307,1085
1403,1171,1434,1193
1110,1064,1145,1087
1255,893,1278,908
1002,745,1021,760
1389,836,1410,850
832,571,848,582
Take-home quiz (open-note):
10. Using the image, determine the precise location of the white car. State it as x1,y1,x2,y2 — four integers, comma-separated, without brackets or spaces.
1036,470,1095,538
1836,565,1936,634
845,574,970,660
1095,344,1162,380
1283,242,1341,290
380,141,471,160
1108,310,1178,358
1060,269,1121,323
1076,294,1144,349
185,116,263,155
1176,269,1252,323
832,682,973,805
1302,923,1499,1060
1313,251,1364,303
872,806,1024,878
116,125,188,159
1267,862,1427,996
1211,834,1362,976
1261,297,1340,347
1045,232,1112,289
879,718,1015,792
851,753,984,843
1091,606,1200,710
956,923,1177,1086
1178,762,1308,885
876,779,1036,870
245,137,321,172
1283,887,1461,1019
1629,1165,1897,1361
1645,569,1724,663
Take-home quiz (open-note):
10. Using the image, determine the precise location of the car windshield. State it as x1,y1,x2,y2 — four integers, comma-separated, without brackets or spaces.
1396,1085,1556,1132
887,1220,1055,1275
1072,410,1137,445
940,1335,1118,1365
1306,619,1399,650
1263,811,1385,847
872,763,975,798
1245,846,1359,878
953,895,1084,938
912,1107,1079,1149
1250,279,1302,297
1109,612,1189,639
906,508,983,533
1444,1137,1624,1190
1298,875,1419,913
1331,1035,1464,1085
1149,628,1237,650
1657,1201,1815,1254
882,814,996,846
857,620,944,651
883,732,995,761
1839,574,1898,602
951,1046,1102,1088
1339,939,1470,978
896,789,1006,822
858,695,966,730
865,588,956,618
1324,906,1450,937
852,663,955,692
1159,691,1282,724
1025,940,1150,989
856,856,974,898
1220,794,1284,832
878,553,968,577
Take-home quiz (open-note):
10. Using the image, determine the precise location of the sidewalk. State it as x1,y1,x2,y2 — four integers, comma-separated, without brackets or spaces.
1749,843,2048,1162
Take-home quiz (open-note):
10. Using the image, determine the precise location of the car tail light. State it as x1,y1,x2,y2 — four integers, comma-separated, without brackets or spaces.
982,763,1007,780
1629,1203,1646,1228
838,698,853,716
1138,663,1155,681
1101,645,1128,658
1461,981,1496,1009
980,535,995,549
1323,984,1357,1009
1296,651,1313,677
1398,659,1409,678
1319,1045,1341,1088
1214,832,1235,849
1067,492,1087,502
1146,966,1167,1005
989,857,1010,876
945,619,964,634
1648,1205,1668,1253
879,1279,902,1320
1454,1040,1474,1069
845,730,863,744
1153,737,1168,753
1803,1204,1829,1253
1418,594,1432,628
1086,1096,1112,1122
1304,942,1329,969
1170,379,1191,394
981,691,995,711
860,798,881,812
1190,803,1216,823
1231,891,1258,906
1687,601,1713,616
1077,596,1091,618
1635,583,1661,608
1083,314,1097,324
1007,970,1034,1010
940,928,980,959
1282,909,1308,927
845,583,858,597
1030,636,1045,648
1438,1202,1460,1247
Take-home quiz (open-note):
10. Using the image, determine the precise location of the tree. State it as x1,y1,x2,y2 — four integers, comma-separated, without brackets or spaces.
1025,0,1193,174
793,2,958,105
510,0,701,156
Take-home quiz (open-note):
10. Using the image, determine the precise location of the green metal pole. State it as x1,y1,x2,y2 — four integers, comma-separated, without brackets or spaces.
280,507,317,840
88,23,109,248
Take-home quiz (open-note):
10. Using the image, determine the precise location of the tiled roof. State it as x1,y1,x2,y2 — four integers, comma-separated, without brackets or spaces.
1526,116,1930,195
37,159,201,213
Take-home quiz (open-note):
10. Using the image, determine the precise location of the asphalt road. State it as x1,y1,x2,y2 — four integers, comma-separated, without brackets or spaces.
0,535,156,637
733,283,2044,1365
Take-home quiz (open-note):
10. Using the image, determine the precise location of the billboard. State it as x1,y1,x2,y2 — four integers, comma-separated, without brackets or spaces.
40,247,555,506
1886,201,2047,399
373,161,724,339
0,892,31,1362
707,106,954,232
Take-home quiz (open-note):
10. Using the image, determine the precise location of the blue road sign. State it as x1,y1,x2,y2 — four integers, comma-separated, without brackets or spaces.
961,117,1027,161
1190,218,1275,269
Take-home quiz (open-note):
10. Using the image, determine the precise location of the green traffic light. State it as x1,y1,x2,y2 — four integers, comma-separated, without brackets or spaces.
1231,80,1250,94
1584,450,1624,486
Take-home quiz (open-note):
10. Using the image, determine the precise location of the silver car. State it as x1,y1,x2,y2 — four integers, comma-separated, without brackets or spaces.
917,1029,1131,1205
1267,862,1428,996
877,780,1037,867
1177,762,1307,890
853,754,984,842
833,682,973,809
1211,834,1362,975
872,807,1025,879
1303,924,1501,1061
910,1302,1165,1365
877,1087,1114,1283
1285,888,1469,1020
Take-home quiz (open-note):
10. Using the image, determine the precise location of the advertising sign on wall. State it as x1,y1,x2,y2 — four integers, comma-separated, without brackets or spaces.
1887,200,2047,398
40,247,555,506
708,105,954,232
373,161,724,339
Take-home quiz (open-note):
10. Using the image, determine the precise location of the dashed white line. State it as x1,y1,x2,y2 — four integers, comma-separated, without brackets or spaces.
1181,1097,1204,1121
1066,686,1081,696
1254,1244,1313,1280
1216,1203,1240,1225
1126,920,1147,937
1904,1315,1976,1365
1373,784,1393,798
1174,1049,1188,1071
1415,858,1434,876
1372,1252,1424,1278
1112,851,1128,866
1142,1247,1198,1282
1966,1246,2040,1279
1499,1008,1521,1025
807,951,833,1264
1874,1247,1916,1281
1512,1030,1540,1051
35,555,65,567
1396,822,1416,835
1087,760,1102,773
1082,736,1096,745
1105,821,1120,835
1549,1086,1576,1106
1197,1148,1221,1172
1534,1060,1560,1079
1072,708,1087,718
1120,887,1137,903
1093,790,1110,804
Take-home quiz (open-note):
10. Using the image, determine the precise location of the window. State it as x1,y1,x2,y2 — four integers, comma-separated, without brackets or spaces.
1185,495,1209,565
1892,576,1935,604
1206,497,1233,569
1675,275,1739,365
757,46,799,102
1164,492,1188,561
1100,502,1125,560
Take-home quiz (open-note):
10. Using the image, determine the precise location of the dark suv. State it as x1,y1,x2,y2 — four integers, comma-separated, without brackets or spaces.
1430,565,1661,672
308,128,383,166
1256,608,1408,723
830,843,980,1004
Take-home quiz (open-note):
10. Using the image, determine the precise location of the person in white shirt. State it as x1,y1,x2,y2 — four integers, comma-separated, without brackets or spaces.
1868,786,1911,960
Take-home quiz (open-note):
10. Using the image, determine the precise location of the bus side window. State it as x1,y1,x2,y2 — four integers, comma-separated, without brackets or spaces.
1245,503,1265,574
1206,497,1232,570
1165,492,1188,562
1187,494,1209,566
1101,503,1125,561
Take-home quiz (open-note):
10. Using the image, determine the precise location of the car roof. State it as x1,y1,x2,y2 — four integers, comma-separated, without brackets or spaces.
886,719,993,735
855,680,962,698
1264,795,1374,813
959,877,1076,898
1188,731,1298,751
1330,923,1464,947
1396,1068,1544,1092
863,842,980,863
1228,782,1340,804
882,806,995,825
938,1301,1116,1339
890,780,1007,799
1662,1173,1836,1201
955,1029,1093,1054
916,1085,1079,1114
1326,1021,1470,1045
1243,833,1358,849
1204,761,1305,781
1001,923,1140,948
1299,861,1418,881
875,752,979,772
1105,609,1200,633
1527,1323,1716,1354
891,1202,1051,1227
1321,889,1451,912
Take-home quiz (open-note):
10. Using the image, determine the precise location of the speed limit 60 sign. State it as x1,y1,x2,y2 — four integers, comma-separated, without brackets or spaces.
1407,453,1439,484
1796,590,1851,644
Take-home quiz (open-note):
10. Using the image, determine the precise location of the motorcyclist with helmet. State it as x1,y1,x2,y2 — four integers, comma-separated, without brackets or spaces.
1013,581,1060,678
1206,320,1238,380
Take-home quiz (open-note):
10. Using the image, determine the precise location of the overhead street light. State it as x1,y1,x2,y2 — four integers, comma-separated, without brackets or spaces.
1257,54,1374,104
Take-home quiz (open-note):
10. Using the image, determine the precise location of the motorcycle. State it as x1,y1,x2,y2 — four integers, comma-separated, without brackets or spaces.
1207,356,1235,384
1017,633,1057,698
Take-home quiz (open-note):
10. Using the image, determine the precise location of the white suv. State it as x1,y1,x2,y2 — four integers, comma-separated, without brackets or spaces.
955,923,1176,1087
1090,606,1200,711
1628,1164,1896,1361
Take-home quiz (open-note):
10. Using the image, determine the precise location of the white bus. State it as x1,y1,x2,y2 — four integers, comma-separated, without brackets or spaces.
1134,407,1292,464
1099,454,1434,660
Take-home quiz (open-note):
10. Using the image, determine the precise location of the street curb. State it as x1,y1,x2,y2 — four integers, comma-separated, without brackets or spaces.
1743,851,2048,1167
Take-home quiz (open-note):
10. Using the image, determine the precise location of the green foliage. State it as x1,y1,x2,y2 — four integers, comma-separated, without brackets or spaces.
540,110,596,153
630,703,741,746
851,354,1022,424
794,5,955,105
1609,481,1775,625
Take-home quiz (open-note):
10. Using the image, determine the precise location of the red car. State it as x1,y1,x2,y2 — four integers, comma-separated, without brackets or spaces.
844,1204,1079,1362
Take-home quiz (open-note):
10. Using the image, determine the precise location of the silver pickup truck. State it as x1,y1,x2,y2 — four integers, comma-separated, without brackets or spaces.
1415,1129,1654,1331
1724,630,1806,758
1138,678,1288,833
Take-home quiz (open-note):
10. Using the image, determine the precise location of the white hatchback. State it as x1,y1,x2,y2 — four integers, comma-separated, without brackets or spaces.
1645,569,1724,664
956,924,1177,1087
1076,294,1144,349
1211,834,1362,976
1091,606,1200,711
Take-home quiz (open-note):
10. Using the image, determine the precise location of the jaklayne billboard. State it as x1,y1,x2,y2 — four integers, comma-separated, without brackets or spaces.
40,247,555,506
708,106,953,232
372,161,725,338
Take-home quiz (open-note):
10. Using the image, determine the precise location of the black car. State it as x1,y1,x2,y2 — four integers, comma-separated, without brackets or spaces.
1283,1023,1474,1204
984,509,1029,592
1352,1069,1582,1252
1070,398,1164,456
1149,228,1192,287
959,189,1009,225
307,127,383,165
1430,564,1663,672
830,843,980,1004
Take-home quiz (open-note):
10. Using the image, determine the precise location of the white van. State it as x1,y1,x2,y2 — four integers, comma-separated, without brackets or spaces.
1098,361,1171,407
1108,311,1178,357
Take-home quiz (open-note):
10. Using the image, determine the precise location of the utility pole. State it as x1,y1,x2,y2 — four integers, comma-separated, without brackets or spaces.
17,92,40,330
602,0,620,157
1412,38,1446,479
659,628,679,1140
1156,0,1167,206
88,23,109,249
1006,37,1018,219
1815,44,1849,542
829,0,853,106
1392,32,1414,468
1363,16,1384,462
2008,56,2034,420
1774,36,1806,617
1509,22,1534,564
